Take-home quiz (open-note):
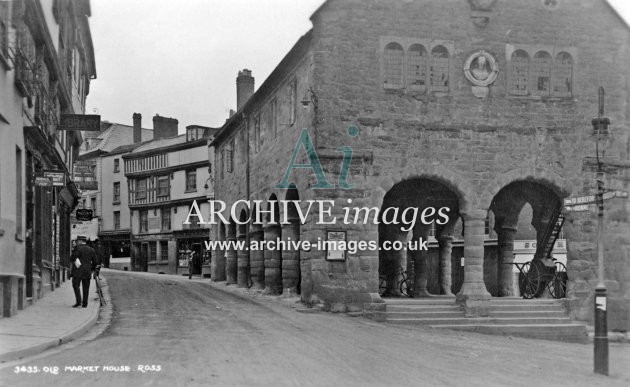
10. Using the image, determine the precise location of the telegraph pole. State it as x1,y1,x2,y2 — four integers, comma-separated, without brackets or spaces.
591,86,608,376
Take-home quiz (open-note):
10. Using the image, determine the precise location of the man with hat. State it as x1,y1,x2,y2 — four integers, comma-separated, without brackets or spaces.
70,235,96,308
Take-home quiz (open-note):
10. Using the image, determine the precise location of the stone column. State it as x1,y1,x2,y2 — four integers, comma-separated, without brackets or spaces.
236,225,249,288
211,226,226,282
225,224,237,284
437,235,454,296
249,226,264,290
264,224,282,294
457,209,491,316
413,226,431,297
497,226,517,297
281,218,300,295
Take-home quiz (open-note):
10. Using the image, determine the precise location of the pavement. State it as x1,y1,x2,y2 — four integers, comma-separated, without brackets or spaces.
0,276,103,363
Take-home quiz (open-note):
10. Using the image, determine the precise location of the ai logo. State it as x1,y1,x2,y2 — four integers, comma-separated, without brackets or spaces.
275,126,359,190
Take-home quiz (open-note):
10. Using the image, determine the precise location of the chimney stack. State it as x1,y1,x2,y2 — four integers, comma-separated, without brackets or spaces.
133,113,142,143
153,115,179,140
236,69,254,111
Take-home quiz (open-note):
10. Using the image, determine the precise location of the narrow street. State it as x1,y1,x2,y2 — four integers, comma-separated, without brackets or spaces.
0,271,628,386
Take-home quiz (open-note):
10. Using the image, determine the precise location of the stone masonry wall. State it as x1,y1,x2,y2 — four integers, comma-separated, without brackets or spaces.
308,0,630,327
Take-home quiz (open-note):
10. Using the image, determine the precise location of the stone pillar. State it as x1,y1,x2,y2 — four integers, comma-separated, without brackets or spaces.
281,218,300,295
211,225,226,282
236,225,249,288
264,224,282,294
497,226,517,297
457,209,491,316
413,226,431,297
249,226,264,289
437,235,454,296
225,224,237,285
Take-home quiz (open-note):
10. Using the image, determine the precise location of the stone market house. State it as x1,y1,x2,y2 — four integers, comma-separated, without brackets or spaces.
210,0,630,332
123,115,215,276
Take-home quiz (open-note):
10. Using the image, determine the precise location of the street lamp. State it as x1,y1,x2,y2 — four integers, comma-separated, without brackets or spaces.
592,86,609,376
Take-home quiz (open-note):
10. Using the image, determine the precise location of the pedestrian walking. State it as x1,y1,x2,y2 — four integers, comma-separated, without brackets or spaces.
70,236,96,308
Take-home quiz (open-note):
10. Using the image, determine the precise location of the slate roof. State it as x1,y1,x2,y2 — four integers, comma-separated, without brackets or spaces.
79,122,152,159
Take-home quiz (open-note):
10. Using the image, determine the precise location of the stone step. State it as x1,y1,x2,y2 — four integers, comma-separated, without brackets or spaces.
384,297,456,305
490,304,565,312
386,311,465,319
387,304,462,313
490,297,563,304
490,310,567,318
388,317,573,326
431,323,588,343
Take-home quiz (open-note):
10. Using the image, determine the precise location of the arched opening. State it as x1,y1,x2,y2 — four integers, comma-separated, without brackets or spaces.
283,188,301,295
490,180,565,298
237,209,250,288
249,201,264,289
264,194,282,294
379,177,461,297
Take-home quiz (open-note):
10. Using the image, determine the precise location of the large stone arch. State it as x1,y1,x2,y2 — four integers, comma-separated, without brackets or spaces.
236,209,250,288
281,188,301,295
489,178,568,297
378,176,464,297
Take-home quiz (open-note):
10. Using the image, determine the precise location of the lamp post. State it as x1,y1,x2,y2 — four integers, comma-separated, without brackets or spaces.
591,86,608,376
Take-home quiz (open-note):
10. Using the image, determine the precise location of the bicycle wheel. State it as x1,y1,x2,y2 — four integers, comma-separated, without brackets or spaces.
399,278,413,297
519,261,540,299
549,262,567,299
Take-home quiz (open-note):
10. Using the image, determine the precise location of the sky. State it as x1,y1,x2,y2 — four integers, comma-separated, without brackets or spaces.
86,0,630,131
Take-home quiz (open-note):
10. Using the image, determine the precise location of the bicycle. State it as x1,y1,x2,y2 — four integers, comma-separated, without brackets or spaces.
379,267,413,297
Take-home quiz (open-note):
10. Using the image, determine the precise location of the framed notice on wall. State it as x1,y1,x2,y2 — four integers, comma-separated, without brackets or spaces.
326,230,346,261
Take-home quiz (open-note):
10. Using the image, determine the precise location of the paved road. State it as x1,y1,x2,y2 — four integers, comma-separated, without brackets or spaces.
1,271,629,387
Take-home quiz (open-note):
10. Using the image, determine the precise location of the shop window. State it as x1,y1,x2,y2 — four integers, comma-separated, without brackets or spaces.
91,197,96,212
552,52,573,97
383,42,403,89
407,44,427,92
430,45,449,92
509,50,529,96
160,241,169,261
531,51,552,96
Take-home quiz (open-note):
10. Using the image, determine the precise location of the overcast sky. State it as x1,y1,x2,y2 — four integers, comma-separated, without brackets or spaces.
86,0,630,131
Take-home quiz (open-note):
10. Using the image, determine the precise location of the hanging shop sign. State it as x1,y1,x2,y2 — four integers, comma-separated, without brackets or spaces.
58,114,101,131
76,209,93,221
34,176,53,186
43,170,65,187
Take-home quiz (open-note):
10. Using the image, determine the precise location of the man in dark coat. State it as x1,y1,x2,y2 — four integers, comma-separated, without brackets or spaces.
71,236,96,308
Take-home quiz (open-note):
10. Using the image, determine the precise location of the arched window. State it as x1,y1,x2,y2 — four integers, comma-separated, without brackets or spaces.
553,52,573,97
383,42,403,89
509,50,529,96
430,45,449,92
407,44,427,92
531,51,551,96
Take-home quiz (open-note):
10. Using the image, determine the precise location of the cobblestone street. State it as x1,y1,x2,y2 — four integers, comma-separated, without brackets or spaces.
1,271,629,386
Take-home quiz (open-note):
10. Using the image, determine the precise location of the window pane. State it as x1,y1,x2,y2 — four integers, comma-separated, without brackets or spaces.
430,46,449,92
407,44,426,91
532,51,551,96
553,52,572,97
383,42,403,88
509,50,529,96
